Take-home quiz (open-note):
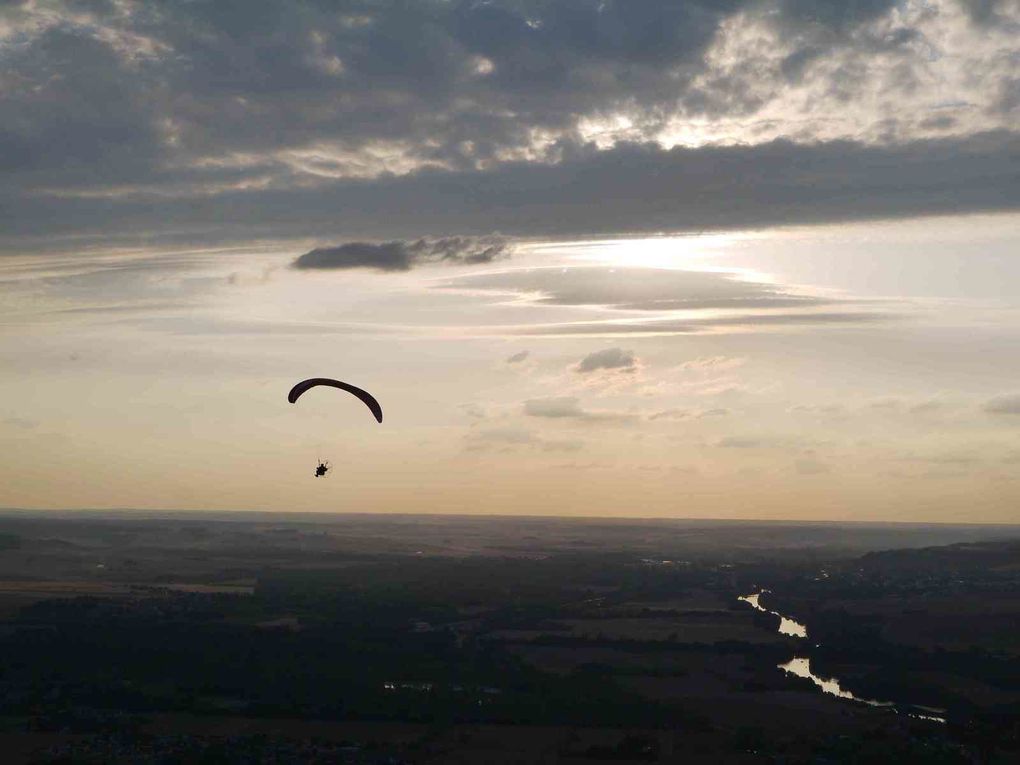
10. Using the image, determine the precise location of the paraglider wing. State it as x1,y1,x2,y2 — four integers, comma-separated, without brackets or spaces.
287,378,383,423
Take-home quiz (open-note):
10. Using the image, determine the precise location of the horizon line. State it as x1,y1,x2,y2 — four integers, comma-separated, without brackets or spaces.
1,507,1017,528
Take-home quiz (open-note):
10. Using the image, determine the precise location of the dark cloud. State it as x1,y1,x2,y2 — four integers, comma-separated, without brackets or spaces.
957,0,1020,26
776,0,899,29
0,24,165,183
2,132,1019,253
0,0,737,194
576,347,637,374
292,236,511,271
0,0,937,195
984,393,1020,415
997,78,1020,114
506,350,530,364
0,2,1017,253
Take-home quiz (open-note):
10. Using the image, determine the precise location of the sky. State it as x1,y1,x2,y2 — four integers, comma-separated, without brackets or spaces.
2,0,1020,522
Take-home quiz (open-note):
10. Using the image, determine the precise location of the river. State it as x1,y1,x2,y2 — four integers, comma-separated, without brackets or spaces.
737,592,807,638
739,591,945,723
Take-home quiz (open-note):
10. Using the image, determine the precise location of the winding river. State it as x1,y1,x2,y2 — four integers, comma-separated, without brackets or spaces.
737,592,807,638
739,591,945,723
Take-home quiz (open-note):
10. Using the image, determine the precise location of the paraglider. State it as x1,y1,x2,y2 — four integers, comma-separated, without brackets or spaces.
287,378,383,477
287,378,383,423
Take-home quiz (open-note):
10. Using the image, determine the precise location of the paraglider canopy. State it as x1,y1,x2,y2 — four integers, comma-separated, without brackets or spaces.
287,378,383,423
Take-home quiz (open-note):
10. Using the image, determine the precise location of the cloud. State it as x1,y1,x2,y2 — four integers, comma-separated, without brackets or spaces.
1,2,1019,254
523,397,635,423
524,397,589,419
3,133,1019,254
649,409,691,421
444,266,897,334
292,236,511,271
447,266,831,311
984,393,1020,415
506,350,530,364
464,427,582,453
576,347,637,374
958,0,1020,26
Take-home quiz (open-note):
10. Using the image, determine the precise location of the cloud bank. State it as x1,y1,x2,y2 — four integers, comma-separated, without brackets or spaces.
1,1,1018,253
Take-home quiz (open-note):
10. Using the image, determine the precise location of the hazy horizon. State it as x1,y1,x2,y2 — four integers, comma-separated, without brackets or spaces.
4,506,1020,529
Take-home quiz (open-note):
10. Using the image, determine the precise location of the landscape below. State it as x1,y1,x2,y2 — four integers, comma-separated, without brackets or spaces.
0,511,1017,763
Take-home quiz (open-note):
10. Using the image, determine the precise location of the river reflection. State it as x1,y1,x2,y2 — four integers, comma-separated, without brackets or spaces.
737,592,807,638
739,591,946,723
778,657,892,706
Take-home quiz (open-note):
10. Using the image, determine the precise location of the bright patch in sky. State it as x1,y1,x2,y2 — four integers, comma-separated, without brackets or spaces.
3,215,1020,521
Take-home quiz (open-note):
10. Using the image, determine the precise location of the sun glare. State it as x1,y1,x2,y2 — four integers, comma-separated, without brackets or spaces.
525,233,758,271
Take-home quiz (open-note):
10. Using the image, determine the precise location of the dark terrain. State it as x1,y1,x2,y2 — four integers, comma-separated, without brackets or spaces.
0,510,1017,763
